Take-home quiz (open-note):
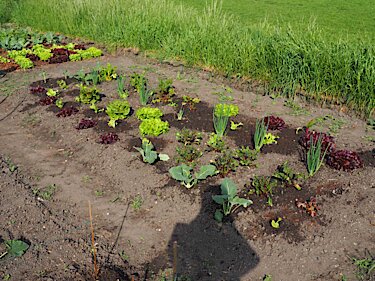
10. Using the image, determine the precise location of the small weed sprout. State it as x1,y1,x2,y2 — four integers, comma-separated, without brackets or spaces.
306,135,328,177
32,184,57,200
131,195,143,211
352,255,375,280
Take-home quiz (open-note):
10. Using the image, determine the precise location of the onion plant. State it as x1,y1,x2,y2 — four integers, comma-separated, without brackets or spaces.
253,118,268,152
306,135,328,177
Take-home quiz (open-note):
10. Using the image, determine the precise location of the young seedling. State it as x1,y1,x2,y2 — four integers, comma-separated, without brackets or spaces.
176,145,202,164
130,195,143,211
0,240,29,259
234,146,258,166
272,161,304,190
182,95,200,110
57,79,68,90
138,84,154,106
55,98,64,109
213,178,252,222
263,133,279,145
117,75,128,99
249,176,277,207
306,135,328,177
230,121,243,130
46,88,58,97
169,164,216,189
176,129,202,146
271,218,282,229
296,197,319,217
207,133,227,152
134,138,169,164
176,107,184,121
212,150,239,176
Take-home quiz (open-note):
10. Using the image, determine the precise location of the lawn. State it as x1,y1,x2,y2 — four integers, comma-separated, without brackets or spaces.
175,0,375,42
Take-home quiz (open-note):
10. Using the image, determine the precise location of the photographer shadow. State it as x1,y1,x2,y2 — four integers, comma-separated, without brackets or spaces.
149,185,259,281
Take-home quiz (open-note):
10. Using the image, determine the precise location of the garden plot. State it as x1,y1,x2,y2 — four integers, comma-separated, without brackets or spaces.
0,46,374,281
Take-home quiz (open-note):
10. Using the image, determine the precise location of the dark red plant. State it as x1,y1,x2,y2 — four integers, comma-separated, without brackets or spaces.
30,85,47,94
99,132,119,144
264,115,286,130
56,107,79,117
326,150,363,171
49,48,76,64
39,96,57,106
73,44,86,50
299,128,336,153
26,53,40,62
296,197,319,217
76,119,97,130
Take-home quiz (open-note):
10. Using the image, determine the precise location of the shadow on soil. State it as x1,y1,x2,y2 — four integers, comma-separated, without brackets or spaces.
146,185,259,281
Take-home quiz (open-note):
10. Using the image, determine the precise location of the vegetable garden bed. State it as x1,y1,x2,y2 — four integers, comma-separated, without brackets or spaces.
0,33,374,281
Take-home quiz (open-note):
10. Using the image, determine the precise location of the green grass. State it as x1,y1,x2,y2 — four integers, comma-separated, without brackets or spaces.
174,0,375,42
5,0,375,116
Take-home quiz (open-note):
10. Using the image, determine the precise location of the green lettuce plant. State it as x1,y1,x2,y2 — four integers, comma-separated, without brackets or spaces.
75,84,100,105
136,107,163,121
213,103,239,137
169,164,216,188
139,118,169,136
106,100,131,127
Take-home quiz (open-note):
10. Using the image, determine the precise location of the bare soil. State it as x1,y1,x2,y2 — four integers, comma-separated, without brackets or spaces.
0,50,374,281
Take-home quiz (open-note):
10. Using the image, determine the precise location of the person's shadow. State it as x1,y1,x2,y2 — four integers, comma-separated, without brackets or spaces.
149,184,259,281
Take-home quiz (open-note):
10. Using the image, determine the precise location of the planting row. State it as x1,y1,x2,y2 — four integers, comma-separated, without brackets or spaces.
0,26,102,70
28,65,365,227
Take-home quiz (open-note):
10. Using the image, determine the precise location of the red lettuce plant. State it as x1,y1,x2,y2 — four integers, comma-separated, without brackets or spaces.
30,86,47,95
76,119,97,130
26,54,40,62
56,107,79,117
300,128,335,153
296,197,319,217
39,96,57,105
264,115,286,130
326,150,363,171
99,132,119,144
49,48,76,64
73,44,86,50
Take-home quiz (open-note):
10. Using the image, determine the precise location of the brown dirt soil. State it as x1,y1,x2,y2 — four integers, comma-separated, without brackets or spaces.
0,50,374,281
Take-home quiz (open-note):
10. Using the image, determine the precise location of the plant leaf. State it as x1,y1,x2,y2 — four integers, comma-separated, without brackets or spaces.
212,194,227,205
5,240,29,257
220,178,237,198
231,196,253,207
195,164,217,180
158,153,170,161
214,209,223,222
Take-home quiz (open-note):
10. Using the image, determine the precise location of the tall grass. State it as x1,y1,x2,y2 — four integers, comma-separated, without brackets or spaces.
8,0,375,116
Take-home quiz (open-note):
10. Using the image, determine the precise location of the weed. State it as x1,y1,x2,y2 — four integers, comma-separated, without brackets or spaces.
94,190,104,197
248,176,277,206
131,195,143,211
352,254,375,280
4,157,17,173
284,100,309,116
119,250,129,262
212,86,234,102
32,184,57,200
